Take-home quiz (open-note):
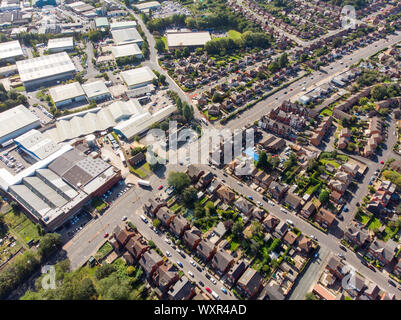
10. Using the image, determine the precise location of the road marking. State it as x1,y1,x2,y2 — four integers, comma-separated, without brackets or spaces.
88,223,109,243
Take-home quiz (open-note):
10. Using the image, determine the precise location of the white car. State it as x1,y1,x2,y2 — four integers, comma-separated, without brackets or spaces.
188,271,194,277
286,219,294,226
211,278,217,285
310,235,317,241
280,207,287,213
164,238,171,244
121,216,127,221
257,201,262,206
189,260,195,266
176,248,181,254
166,251,171,257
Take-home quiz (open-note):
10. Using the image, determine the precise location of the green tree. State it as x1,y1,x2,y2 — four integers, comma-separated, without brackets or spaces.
232,221,244,239
95,264,116,280
371,84,388,101
152,219,161,229
319,190,330,205
167,172,191,192
38,233,62,260
182,187,198,208
305,292,316,300
278,53,289,68
155,38,165,53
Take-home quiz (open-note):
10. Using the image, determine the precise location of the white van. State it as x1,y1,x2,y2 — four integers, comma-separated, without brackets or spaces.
211,291,220,300
140,215,148,223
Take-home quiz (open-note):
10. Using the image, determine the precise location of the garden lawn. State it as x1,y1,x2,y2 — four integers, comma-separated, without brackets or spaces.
320,159,340,168
368,217,382,231
355,211,371,225
320,108,333,117
383,226,398,242
227,30,242,40
3,209,40,244
95,241,113,260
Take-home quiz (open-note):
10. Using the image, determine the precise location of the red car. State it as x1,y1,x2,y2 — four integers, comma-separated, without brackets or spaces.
157,185,164,190
380,160,384,164
205,287,212,293
104,233,109,238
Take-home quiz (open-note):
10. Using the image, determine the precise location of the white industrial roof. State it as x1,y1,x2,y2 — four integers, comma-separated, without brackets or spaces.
14,129,62,160
44,99,143,143
47,37,74,50
49,82,85,103
166,31,211,48
111,27,143,45
0,40,23,61
114,104,176,140
0,105,40,141
16,52,77,83
111,43,142,59
121,66,155,87
110,20,137,30
134,1,161,11
82,80,110,99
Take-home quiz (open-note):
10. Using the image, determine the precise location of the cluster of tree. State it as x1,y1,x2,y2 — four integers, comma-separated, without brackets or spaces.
152,70,167,87
321,0,370,10
370,84,401,101
167,90,194,123
155,38,166,54
167,171,191,192
0,83,27,112
116,55,142,67
131,146,147,156
256,151,280,172
146,14,187,33
0,232,61,299
21,259,146,300
204,32,271,55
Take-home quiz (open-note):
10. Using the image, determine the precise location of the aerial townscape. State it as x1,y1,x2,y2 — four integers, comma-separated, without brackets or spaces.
0,0,400,303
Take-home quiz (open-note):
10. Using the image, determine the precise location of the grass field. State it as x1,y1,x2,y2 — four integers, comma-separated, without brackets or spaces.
95,241,113,260
131,162,152,179
320,108,333,117
320,159,341,168
227,30,242,40
355,211,371,225
3,209,40,244
368,217,382,231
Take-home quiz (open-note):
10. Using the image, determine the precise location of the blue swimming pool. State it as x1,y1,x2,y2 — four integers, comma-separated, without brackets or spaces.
244,148,258,161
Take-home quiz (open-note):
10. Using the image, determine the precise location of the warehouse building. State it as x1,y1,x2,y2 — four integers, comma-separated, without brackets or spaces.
111,27,143,46
49,82,87,107
114,104,176,140
44,99,143,143
0,105,41,145
95,17,109,29
16,52,77,89
111,43,142,60
0,40,24,63
134,1,161,13
1,130,121,231
82,80,111,102
121,66,155,89
67,1,94,14
47,37,74,53
110,20,137,30
166,31,211,50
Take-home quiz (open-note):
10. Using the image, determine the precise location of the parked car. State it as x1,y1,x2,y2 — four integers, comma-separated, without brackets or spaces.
177,261,183,268
188,271,194,277
166,251,171,257
205,287,212,293
221,287,228,294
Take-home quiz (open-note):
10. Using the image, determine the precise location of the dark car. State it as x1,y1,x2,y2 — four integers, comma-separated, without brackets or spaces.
205,273,211,280
356,202,360,207
196,266,203,272
338,215,344,221
339,245,347,252
199,281,205,287
388,280,396,287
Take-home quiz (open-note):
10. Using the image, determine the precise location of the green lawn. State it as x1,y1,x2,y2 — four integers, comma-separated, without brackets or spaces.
227,30,242,40
355,211,371,225
131,162,152,179
230,240,240,252
95,241,113,260
320,108,333,117
368,217,382,231
320,159,341,168
383,226,398,242
3,209,40,244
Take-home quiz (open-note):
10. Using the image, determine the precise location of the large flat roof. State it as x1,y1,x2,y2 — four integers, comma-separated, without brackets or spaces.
111,43,142,59
121,66,155,87
111,27,143,46
49,82,85,103
82,80,110,99
134,1,161,11
16,52,77,83
0,40,23,61
166,31,211,48
110,20,137,30
48,37,74,50
0,105,40,141
14,129,62,160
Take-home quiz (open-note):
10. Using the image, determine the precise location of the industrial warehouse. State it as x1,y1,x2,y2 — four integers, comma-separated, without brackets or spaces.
121,66,156,89
16,52,77,89
166,31,211,50
0,40,24,63
44,99,176,143
0,129,121,231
